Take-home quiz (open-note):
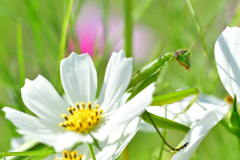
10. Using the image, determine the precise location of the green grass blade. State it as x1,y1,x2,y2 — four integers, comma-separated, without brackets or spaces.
24,1,48,76
59,0,74,63
57,0,74,92
124,0,133,58
16,145,54,160
0,149,54,159
186,0,207,57
17,19,25,87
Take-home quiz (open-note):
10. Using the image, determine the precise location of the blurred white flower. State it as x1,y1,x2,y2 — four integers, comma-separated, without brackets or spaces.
3,50,155,152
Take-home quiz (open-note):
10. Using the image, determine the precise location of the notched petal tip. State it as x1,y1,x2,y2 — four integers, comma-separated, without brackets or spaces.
21,75,45,91
2,106,10,113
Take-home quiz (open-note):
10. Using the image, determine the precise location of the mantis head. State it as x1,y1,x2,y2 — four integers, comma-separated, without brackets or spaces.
174,49,191,71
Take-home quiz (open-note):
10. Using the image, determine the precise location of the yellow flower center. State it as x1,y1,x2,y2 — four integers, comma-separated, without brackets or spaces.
59,102,103,133
223,95,234,104
55,150,83,160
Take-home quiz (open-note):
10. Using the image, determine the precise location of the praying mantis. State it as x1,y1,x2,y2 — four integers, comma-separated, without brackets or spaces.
128,49,198,133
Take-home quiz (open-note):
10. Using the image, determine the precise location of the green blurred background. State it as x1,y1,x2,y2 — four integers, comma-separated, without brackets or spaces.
0,0,239,159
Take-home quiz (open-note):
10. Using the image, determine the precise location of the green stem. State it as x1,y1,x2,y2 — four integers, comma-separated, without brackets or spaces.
17,19,25,87
58,0,74,91
158,107,167,160
124,0,133,58
88,144,96,160
59,0,74,62
0,149,55,158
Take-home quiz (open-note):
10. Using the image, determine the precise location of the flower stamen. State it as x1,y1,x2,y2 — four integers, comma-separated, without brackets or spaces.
60,102,103,133
224,95,234,104
54,150,83,160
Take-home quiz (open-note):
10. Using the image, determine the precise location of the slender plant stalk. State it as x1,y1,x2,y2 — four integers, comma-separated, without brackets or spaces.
102,0,109,45
124,0,133,58
158,107,167,159
16,19,27,112
17,19,25,87
68,0,84,55
58,0,74,92
0,149,55,158
69,16,81,54
59,0,74,63
88,144,96,160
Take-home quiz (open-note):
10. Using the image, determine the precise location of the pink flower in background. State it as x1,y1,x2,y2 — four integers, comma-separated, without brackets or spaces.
68,2,156,62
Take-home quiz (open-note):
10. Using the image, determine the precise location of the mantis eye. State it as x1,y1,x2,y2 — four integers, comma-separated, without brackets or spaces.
174,49,191,71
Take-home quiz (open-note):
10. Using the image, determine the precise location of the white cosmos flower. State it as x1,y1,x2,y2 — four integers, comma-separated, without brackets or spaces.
139,94,230,160
3,50,155,152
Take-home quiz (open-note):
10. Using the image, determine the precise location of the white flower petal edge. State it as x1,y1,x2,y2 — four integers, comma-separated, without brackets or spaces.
215,26,240,101
3,107,62,134
97,50,133,112
96,118,141,160
60,52,97,106
171,105,230,160
53,131,93,152
21,75,68,122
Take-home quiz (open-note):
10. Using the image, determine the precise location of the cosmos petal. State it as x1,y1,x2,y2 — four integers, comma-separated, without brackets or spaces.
60,52,97,106
3,107,61,135
97,50,132,112
215,26,240,101
171,105,230,160
53,131,93,152
21,75,68,122
95,118,141,160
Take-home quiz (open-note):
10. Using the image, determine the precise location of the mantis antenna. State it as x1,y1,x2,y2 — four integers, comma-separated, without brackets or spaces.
187,0,239,54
